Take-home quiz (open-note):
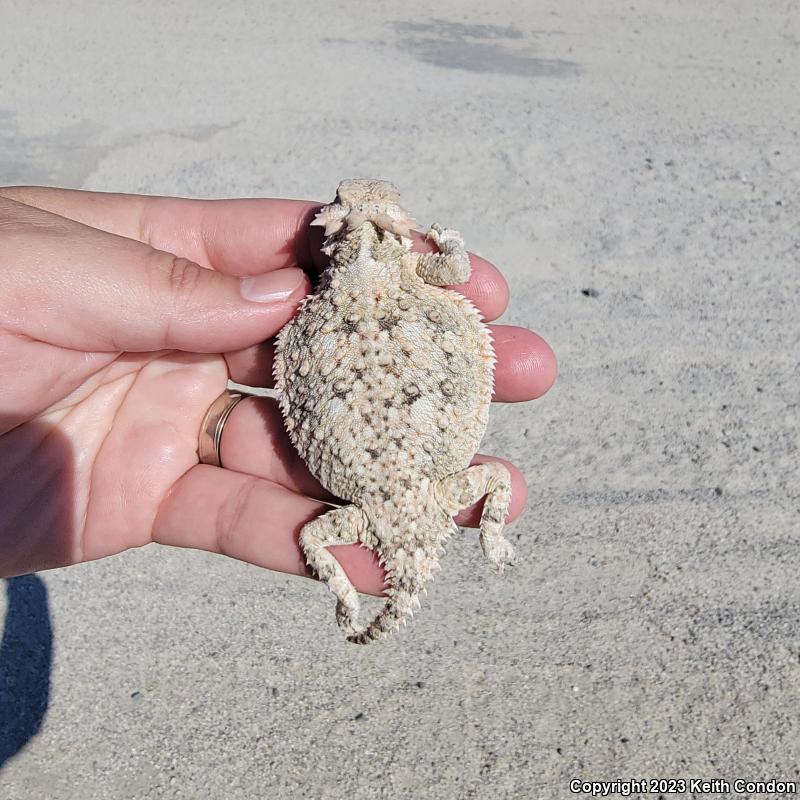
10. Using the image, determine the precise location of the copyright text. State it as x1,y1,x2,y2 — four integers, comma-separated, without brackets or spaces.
569,778,797,796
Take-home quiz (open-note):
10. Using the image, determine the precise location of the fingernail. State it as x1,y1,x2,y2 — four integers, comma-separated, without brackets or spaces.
240,268,306,302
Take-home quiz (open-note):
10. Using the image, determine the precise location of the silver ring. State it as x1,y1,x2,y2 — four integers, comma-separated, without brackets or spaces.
197,389,248,467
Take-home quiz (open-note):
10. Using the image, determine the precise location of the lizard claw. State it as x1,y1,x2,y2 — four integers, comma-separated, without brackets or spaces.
426,223,462,252
481,535,516,574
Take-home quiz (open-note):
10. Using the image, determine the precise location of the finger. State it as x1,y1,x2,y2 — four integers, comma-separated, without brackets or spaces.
0,186,321,274
456,255,509,322
218,396,528,525
0,187,510,321
219,396,336,502
491,324,557,401
224,324,556,402
224,340,277,389
0,197,311,353
153,464,388,596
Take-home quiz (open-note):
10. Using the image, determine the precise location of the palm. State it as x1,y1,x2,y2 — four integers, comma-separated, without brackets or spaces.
2,346,227,573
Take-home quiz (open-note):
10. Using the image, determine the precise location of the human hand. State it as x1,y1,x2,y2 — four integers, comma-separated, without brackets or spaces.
0,187,556,593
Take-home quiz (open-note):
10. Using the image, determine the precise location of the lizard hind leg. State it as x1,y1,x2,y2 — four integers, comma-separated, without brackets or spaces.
436,462,515,573
302,505,438,644
299,505,371,635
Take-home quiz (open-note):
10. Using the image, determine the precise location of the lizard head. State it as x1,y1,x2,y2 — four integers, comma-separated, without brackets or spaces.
311,178,416,245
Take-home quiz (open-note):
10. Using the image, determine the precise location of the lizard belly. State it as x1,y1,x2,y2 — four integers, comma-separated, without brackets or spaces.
275,280,495,503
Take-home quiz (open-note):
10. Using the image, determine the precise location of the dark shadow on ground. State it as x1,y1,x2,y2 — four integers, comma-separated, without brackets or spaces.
0,576,53,769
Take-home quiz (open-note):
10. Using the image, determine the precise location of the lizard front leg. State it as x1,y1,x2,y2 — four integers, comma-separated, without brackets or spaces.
299,505,370,633
413,223,471,285
435,462,515,573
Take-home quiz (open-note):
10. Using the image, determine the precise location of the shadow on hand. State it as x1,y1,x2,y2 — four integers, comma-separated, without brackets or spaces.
0,575,52,769
0,420,73,769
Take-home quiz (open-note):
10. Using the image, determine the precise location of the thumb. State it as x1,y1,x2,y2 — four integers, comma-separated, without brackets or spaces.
2,198,310,353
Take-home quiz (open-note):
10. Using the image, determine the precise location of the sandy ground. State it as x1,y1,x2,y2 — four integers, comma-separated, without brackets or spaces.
1,2,798,798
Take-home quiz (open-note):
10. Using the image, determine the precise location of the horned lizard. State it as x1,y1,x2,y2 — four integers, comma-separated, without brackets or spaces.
274,178,515,644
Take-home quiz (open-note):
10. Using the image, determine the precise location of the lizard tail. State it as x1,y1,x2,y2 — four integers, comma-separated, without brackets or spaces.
346,568,431,645
347,590,420,645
